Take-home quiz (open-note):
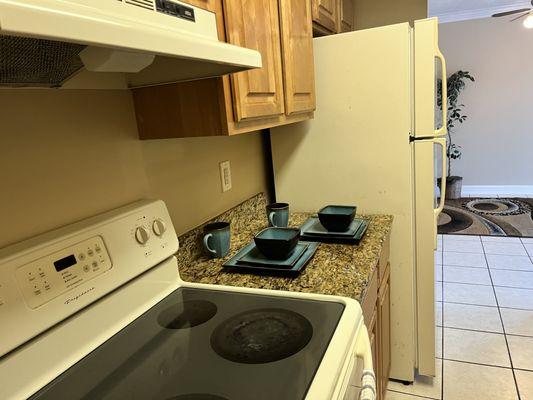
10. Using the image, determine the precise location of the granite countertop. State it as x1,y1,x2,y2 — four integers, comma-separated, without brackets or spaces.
177,194,393,302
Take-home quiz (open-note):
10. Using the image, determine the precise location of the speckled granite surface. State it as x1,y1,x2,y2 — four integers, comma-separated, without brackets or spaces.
177,193,393,302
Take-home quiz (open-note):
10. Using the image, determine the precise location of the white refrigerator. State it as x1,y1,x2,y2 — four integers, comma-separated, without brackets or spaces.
270,18,447,382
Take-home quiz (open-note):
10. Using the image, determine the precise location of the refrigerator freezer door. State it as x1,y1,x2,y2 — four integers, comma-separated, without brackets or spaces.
271,23,416,382
413,18,447,139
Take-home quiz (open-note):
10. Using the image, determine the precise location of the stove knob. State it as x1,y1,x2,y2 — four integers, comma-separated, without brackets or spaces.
135,226,150,245
152,218,167,237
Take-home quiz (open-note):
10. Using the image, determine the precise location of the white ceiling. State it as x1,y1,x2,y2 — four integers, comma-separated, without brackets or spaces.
428,0,532,23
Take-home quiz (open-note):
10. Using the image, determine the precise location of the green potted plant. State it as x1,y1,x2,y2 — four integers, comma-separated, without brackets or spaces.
437,70,475,199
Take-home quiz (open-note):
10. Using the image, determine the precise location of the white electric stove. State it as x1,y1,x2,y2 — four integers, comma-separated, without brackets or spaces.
0,200,375,400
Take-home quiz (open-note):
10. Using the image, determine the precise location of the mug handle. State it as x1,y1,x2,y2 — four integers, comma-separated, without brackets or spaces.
203,233,217,255
268,211,277,227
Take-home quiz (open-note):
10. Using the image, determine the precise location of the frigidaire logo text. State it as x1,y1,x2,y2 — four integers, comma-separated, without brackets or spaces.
64,286,96,305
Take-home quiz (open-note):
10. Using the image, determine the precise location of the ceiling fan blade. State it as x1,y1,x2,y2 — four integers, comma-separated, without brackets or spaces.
510,10,531,21
492,8,530,17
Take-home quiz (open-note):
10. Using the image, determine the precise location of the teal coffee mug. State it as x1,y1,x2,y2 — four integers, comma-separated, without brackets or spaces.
266,202,289,228
203,222,231,258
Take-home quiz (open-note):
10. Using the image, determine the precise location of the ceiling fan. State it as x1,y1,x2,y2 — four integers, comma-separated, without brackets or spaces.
492,0,533,27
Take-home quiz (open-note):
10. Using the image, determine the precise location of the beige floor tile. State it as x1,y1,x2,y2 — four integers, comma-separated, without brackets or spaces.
501,308,533,337
444,240,484,253
496,287,533,310
385,391,433,400
387,358,442,399
491,270,533,289
435,264,442,282
444,328,510,367
436,302,442,326
443,360,518,400
443,252,487,268
443,266,491,285
443,303,502,333
482,236,522,243
487,254,533,271
436,327,442,359
508,335,533,371
483,242,527,256
443,235,481,242
516,370,533,400
435,283,442,302
525,243,533,257
443,282,497,306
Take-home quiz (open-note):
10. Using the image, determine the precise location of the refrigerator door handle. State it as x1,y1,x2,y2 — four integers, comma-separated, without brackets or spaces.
434,137,447,221
435,49,447,137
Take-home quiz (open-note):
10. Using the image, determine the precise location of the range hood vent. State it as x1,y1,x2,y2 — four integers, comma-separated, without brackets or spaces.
0,36,85,87
0,0,262,88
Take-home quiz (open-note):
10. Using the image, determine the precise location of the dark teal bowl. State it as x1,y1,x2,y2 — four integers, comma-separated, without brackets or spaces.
318,205,357,232
254,227,300,260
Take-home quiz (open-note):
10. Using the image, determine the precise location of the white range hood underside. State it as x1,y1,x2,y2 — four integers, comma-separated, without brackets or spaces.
0,0,262,88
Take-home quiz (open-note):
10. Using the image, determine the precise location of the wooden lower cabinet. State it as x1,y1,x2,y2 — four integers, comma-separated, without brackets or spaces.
378,263,391,398
361,238,391,400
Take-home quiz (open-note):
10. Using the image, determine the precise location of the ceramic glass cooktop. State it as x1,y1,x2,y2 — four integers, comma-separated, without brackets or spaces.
30,287,345,400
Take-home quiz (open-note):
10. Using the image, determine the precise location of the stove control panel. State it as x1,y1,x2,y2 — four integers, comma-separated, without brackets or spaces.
15,237,112,309
0,199,179,358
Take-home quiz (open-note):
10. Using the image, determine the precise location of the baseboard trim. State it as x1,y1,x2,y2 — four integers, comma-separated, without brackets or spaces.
461,185,533,197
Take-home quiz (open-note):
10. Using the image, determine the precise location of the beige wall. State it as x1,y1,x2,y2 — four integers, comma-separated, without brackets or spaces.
354,0,427,30
439,18,533,185
0,90,269,248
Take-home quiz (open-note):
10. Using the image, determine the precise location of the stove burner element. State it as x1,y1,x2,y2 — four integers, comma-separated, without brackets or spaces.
158,300,217,329
211,308,313,364
167,395,229,400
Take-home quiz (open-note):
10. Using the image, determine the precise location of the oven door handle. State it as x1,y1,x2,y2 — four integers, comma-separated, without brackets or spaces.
355,327,376,400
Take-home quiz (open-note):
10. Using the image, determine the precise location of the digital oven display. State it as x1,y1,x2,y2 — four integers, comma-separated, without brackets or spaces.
54,254,77,272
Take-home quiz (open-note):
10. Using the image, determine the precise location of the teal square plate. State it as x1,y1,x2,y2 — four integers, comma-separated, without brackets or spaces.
222,241,319,276
303,217,364,237
299,217,369,244
237,242,309,267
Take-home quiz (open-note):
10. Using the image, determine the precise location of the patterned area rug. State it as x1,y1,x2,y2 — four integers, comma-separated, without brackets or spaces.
438,198,533,237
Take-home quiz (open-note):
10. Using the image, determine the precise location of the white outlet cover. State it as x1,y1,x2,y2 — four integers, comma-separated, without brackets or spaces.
219,161,232,192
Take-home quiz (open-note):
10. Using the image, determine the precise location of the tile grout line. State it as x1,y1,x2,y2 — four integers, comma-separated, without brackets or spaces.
441,357,514,370
440,279,533,291
441,300,533,312
479,238,522,400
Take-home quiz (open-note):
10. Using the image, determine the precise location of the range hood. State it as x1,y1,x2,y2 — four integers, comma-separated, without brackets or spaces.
0,0,262,88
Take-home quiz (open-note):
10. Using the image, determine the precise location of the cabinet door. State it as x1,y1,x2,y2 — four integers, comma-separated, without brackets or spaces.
279,0,316,115
312,0,338,33
224,0,285,121
338,0,354,32
369,310,381,400
379,273,391,398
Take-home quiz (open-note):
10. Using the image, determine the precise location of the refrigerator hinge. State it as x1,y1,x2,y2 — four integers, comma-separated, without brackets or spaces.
410,135,437,142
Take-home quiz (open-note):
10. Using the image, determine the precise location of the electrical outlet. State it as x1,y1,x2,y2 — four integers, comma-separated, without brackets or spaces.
219,161,232,192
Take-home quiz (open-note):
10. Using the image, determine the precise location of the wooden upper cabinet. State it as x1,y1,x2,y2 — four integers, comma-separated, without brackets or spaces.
338,0,355,32
312,0,338,34
180,0,216,12
279,0,316,114
132,0,315,139
224,0,285,121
